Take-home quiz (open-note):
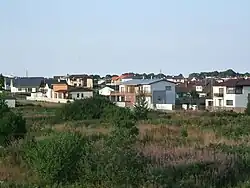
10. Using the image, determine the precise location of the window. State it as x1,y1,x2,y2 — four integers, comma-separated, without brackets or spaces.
165,86,171,91
226,87,235,94
219,88,224,93
77,93,80,98
226,87,242,94
235,87,243,94
81,93,84,98
226,100,233,106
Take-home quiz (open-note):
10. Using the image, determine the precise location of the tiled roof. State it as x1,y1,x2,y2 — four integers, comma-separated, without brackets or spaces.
214,79,250,87
13,77,44,88
120,78,175,85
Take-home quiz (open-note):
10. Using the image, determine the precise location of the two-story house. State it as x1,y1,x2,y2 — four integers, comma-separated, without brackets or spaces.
66,74,93,88
206,79,250,112
109,78,176,109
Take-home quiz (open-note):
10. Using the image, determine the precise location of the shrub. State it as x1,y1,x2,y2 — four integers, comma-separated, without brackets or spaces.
23,132,86,184
134,92,149,120
0,110,26,146
246,101,250,115
56,96,115,121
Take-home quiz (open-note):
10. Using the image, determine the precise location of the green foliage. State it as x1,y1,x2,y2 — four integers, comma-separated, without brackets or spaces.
0,73,4,90
0,96,10,116
0,96,26,146
23,132,86,184
245,101,250,115
134,92,149,120
56,96,115,121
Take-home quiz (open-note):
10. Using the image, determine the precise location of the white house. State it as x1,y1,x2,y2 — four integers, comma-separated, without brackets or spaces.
68,88,93,100
10,77,44,93
206,79,250,111
99,86,115,96
109,79,176,110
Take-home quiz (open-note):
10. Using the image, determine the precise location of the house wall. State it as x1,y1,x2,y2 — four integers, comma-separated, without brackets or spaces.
87,78,93,88
99,87,114,96
70,91,93,100
150,81,176,104
211,86,250,109
5,99,15,108
10,87,37,93
52,84,68,92
196,86,203,92
235,86,250,108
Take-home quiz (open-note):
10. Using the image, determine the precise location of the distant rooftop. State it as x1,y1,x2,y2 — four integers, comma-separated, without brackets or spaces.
120,78,174,85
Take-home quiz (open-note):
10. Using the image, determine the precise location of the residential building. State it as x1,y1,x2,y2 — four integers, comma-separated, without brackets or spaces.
66,74,93,88
166,75,185,83
99,85,119,96
109,78,176,110
206,79,250,112
68,88,93,100
10,77,44,93
111,73,134,85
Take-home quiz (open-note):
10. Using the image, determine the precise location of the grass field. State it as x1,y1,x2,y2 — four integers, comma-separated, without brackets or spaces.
1,101,250,187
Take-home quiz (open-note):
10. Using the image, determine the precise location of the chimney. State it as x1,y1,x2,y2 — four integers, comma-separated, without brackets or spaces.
151,75,153,79
142,76,145,79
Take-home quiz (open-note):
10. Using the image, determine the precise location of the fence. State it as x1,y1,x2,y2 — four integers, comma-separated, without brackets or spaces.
26,96,73,104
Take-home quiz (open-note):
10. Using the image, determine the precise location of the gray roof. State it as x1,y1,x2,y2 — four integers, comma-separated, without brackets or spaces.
120,79,174,86
13,77,44,88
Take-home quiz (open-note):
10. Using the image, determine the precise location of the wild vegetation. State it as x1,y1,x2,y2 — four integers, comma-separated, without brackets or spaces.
1,95,250,187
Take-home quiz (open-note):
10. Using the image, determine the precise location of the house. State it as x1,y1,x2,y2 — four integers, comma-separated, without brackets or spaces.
205,79,250,112
10,77,44,93
99,85,119,96
166,75,185,83
68,87,93,100
66,74,93,88
111,73,134,85
51,79,69,99
109,78,176,110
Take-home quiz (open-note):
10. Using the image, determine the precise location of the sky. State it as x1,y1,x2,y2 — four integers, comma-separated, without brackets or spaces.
0,0,250,77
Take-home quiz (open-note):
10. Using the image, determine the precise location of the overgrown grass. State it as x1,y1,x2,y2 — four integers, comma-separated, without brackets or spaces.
2,103,250,187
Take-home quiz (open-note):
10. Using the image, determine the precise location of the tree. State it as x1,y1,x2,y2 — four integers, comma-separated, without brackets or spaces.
0,74,4,90
246,101,250,115
134,92,149,120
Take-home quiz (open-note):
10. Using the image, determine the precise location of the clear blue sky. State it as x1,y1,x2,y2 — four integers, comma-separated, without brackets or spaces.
0,0,249,77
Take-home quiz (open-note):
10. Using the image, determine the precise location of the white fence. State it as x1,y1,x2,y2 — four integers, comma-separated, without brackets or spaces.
114,102,174,111
26,96,73,104
149,104,173,111
115,102,126,107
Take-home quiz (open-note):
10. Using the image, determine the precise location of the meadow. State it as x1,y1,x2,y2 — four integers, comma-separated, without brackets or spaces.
1,98,250,187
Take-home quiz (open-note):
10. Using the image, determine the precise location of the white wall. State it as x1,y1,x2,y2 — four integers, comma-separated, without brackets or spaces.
196,86,203,92
27,96,73,103
150,81,176,105
10,87,37,93
70,91,93,99
5,99,15,108
99,87,114,96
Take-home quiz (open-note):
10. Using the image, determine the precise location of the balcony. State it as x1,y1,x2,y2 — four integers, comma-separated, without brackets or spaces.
214,93,224,97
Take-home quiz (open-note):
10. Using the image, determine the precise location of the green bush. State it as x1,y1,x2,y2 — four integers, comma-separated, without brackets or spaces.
245,101,250,115
134,93,149,120
23,132,86,184
0,103,26,146
56,96,115,121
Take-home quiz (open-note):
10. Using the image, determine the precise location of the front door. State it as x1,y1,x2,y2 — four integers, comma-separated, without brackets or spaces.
218,99,222,106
